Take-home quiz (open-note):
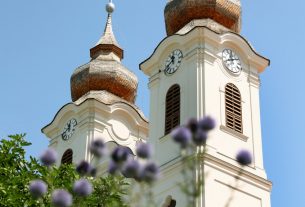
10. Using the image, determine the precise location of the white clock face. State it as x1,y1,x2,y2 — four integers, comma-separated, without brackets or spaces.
222,49,242,74
164,49,183,75
62,118,77,141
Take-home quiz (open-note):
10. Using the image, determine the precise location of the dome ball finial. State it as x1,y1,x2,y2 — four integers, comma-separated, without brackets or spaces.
106,1,115,13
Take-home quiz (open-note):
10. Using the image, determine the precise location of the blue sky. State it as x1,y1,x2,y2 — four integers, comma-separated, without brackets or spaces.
1,1,305,206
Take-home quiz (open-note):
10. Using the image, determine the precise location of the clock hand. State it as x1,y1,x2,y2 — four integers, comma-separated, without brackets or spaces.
229,50,233,59
171,55,175,64
226,58,239,62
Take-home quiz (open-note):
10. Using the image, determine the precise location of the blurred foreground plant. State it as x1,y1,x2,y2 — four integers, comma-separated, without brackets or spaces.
171,116,252,207
2,115,252,207
0,134,128,207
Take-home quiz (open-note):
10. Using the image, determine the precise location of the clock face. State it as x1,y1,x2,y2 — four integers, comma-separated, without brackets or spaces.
222,49,242,74
62,118,77,141
164,49,183,75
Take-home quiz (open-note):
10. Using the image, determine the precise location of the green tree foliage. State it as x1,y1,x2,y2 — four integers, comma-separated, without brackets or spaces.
0,134,128,206
0,134,42,206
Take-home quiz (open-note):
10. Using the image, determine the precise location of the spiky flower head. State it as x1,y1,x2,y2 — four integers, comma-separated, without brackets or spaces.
192,129,207,146
73,179,93,197
236,150,252,166
76,160,91,176
198,116,216,131
29,180,47,199
171,127,192,148
136,142,153,159
40,148,57,166
90,139,106,158
111,146,131,163
140,162,159,184
121,158,141,179
51,189,72,207
186,118,199,133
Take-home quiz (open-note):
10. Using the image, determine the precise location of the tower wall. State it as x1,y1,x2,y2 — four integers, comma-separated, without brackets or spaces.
141,26,271,207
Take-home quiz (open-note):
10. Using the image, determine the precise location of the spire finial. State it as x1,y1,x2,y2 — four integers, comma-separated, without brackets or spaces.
106,0,115,14
90,0,123,60
96,0,118,46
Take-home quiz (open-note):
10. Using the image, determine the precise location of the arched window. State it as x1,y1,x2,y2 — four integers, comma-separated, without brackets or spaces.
225,83,243,133
165,84,180,135
61,149,73,165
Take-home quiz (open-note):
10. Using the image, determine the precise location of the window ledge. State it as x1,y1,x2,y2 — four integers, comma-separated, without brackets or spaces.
220,125,249,142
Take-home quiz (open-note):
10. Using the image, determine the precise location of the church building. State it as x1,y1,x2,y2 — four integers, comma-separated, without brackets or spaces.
42,0,272,206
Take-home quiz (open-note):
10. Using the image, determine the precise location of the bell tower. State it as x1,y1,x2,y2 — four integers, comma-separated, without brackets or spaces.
42,1,148,166
140,0,272,206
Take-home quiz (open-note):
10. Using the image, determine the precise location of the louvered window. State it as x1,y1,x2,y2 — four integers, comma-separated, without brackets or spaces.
225,83,243,133
61,149,73,165
165,84,180,135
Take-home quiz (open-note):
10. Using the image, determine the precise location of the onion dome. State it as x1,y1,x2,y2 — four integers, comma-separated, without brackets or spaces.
164,0,242,36
71,1,138,103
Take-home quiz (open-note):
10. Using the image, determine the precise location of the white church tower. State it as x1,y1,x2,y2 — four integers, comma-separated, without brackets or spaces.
140,0,272,206
42,1,148,166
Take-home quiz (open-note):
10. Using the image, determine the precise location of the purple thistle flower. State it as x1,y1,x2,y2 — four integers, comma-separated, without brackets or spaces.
121,158,141,179
73,179,93,197
108,160,119,175
76,160,91,176
198,116,216,131
171,127,191,148
29,180,47,199
186,118,198,134
192,129,208,146
140,162,159,184
90,139,106,158
111,146,131,163
136,142,153,159
51,189,72,207
40,148,57,166
236,150,252,166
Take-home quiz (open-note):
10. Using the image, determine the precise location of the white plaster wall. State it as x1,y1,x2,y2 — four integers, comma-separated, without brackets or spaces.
141,27,271,207
43,99,149,165
204,163,271,207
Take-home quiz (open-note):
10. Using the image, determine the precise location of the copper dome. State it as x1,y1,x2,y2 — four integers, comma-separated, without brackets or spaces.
71,59,138,103
164,0,241,35
70,3,138,103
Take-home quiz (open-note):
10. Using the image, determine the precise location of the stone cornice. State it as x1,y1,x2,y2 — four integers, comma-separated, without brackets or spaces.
159,152,272,192
140,26,270,75
42,97,149,137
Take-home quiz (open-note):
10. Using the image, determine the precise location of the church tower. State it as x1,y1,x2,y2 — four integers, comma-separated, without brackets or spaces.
140,0,272,206
42,1,148,166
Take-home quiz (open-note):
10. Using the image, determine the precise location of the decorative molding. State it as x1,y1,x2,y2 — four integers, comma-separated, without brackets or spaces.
205,154,272,191
177,19,230,36
220,125,249,142
159,133,171,143
248,70,261,88
158,151,272,191
203,49,218,65
140,26,270,75
148,72,160,88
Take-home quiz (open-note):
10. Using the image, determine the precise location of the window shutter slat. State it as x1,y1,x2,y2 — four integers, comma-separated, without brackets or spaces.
61,149,73,165
165,84,180,135
225,83,243,133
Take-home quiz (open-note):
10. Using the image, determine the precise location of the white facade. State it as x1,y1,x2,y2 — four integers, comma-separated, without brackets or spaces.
42,91,149,166
140,21,272,207
42,5,272,205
